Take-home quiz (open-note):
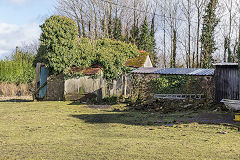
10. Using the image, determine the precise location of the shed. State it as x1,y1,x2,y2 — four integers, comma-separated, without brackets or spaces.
35,64,130,101
35,64,104,101
34,52,156,101
214,63,239,102
131,67,215,100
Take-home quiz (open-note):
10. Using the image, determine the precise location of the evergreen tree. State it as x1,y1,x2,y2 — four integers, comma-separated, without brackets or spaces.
170,29,177,68
130,0,139,44
237,43,240,70
233,40,239,62
101,18,108,38
101,19,105,37
108,1,113,39
113,17,122,40
150,15,156,53
138,17,152,52
130,23,139,44
149,15,158,65
200,0,219,68
36,15,78,73
108,16,113,38
227,40,233,63
124,27,129,43
224,36,228,62
224,36,233,62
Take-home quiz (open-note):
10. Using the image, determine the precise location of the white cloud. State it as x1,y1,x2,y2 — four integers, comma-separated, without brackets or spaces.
0,40,8,46
0,21,41,59
0,22,19,34
8,0,28,5
0,49,9,58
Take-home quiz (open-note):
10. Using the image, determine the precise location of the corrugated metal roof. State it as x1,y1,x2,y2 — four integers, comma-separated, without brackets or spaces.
131,67,215,76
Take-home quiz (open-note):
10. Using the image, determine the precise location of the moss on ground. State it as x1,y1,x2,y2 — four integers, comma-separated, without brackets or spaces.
0,101,240,159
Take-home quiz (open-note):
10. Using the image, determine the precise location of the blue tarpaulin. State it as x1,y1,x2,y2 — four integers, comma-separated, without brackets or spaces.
39,66,48,98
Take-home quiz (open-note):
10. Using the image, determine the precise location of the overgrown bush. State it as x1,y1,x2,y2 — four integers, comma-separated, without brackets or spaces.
102,96,119,104
36,15,139,80
36,15,78,74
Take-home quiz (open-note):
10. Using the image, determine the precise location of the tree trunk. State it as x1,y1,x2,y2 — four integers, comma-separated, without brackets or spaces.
187,0,191,68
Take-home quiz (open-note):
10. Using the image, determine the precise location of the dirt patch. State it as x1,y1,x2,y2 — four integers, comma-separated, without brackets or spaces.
177,112,236,124
84,105,112,109
129,98,224,114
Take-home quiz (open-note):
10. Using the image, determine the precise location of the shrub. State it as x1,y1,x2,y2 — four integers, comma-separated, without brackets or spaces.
0,51,35,83
36,15,139,80
102,96,119,104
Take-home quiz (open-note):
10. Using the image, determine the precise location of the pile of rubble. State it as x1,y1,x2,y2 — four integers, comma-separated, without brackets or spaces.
129,98,226,113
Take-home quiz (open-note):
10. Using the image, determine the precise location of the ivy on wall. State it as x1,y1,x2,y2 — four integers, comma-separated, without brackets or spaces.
150,75,213,96
151,75,205,94
130,74,214,110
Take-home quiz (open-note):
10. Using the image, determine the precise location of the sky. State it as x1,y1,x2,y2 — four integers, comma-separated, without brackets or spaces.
0,0,56,59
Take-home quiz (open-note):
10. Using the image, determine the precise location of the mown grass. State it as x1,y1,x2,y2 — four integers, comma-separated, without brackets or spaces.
0,101,240,159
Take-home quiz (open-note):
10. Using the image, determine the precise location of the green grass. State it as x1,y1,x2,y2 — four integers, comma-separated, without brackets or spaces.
0,101,240,159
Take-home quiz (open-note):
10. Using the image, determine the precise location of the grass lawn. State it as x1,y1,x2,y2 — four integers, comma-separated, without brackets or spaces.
0,101,240,159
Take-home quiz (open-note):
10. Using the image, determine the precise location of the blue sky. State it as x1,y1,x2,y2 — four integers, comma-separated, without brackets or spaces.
0,0,56,59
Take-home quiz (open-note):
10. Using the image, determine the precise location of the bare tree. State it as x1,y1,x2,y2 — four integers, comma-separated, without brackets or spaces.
160,0,167,68
194,0,206,67
167,0,181,68
54,0,240,68
181,0,193,68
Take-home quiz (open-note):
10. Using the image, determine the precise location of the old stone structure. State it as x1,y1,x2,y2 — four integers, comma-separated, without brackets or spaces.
35,64,130,101
35,51,154,101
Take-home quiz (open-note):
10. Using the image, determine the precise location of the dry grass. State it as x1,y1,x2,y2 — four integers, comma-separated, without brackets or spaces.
0,82,33,97
0,82,18,96
0,101,240,159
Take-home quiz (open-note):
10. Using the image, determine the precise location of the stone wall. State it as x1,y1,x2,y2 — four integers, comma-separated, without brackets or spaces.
46,74,64,101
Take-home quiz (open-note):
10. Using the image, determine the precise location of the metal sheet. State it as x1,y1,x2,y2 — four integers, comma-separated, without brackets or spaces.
132,67,215,76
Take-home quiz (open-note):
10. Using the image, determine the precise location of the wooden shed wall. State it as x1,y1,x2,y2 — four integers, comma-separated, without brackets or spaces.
215,65,239,102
